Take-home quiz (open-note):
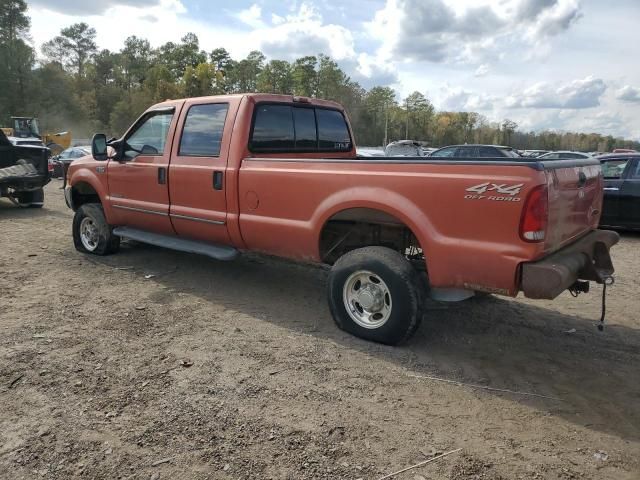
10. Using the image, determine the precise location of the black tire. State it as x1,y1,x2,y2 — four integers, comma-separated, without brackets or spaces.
72,203,120,255
14,188,44,208
328,246,425,345
28,188,44,208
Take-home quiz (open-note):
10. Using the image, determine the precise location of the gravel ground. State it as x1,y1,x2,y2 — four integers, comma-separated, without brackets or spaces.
1,182,639,480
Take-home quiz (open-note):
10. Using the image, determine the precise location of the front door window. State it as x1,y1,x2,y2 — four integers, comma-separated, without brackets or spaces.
125,111,173,159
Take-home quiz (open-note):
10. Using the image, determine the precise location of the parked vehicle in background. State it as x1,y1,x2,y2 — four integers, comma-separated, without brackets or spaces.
356,147,385,157
598,153,640,230
64,93,617,345
537,151,592,160
51,146,91,178
422,147,437,156
384,140,425,156
430,144,521,158
612,148,637,154
521,150,549,158
0,129,50,207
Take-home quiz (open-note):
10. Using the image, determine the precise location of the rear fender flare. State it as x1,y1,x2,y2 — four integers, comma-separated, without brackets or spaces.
311,187,440,261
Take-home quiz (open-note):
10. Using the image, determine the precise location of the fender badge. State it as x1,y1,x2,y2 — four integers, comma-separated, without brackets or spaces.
96,166,106,173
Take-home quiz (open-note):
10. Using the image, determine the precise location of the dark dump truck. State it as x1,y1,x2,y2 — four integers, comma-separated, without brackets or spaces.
0,129,49,207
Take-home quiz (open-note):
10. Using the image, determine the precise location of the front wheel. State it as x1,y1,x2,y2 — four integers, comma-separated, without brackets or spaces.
328,246,425,345
73,203,120,255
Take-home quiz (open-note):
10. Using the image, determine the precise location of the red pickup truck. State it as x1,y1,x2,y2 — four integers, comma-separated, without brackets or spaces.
65,94,618,344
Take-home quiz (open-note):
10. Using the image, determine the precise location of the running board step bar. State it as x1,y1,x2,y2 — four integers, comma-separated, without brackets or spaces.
112,227,239,261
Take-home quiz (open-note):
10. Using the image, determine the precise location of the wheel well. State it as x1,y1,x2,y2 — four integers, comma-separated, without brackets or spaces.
319,208,424,266
72,182,100,209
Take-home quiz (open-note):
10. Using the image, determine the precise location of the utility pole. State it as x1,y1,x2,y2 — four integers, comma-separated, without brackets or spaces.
383,102,388,147
405,98,409,139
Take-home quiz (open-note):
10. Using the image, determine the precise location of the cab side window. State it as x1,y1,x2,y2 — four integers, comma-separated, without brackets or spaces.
179,104,229,157
125,111,174,159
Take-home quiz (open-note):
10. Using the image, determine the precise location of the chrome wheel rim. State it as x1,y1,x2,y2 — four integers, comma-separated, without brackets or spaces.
342,270,392,329
80,217,99,251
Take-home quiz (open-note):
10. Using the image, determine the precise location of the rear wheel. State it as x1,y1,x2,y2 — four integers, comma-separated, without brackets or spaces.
328,246,425,345
73,203,120,255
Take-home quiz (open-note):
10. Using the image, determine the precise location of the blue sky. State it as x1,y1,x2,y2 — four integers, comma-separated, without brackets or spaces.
27,0,640,140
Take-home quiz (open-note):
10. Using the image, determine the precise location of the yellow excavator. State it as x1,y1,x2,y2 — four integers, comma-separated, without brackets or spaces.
1,117,71,156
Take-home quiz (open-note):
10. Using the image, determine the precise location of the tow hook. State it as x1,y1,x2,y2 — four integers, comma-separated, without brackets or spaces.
598,276,615,332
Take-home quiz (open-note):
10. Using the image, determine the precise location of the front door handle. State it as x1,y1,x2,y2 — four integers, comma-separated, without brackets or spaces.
603,187,619,191
158,167,166,185
213,171,223,190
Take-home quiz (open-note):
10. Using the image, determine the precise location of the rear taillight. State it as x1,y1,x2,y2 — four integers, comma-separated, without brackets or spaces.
519,185,548,242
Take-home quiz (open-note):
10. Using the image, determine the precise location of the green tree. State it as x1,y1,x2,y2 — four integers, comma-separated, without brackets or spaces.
256,59,292,94
291,56,317,97
120,36,152,89
42,22,97,77
0,0,33,116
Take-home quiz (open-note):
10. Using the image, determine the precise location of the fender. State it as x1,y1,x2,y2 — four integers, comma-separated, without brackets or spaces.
310,186,443,262
68,165,113,222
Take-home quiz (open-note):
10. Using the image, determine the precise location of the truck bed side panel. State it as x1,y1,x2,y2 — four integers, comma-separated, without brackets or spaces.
238,159,548,295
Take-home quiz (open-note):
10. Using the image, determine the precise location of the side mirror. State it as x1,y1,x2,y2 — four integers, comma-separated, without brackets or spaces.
92,133,108,161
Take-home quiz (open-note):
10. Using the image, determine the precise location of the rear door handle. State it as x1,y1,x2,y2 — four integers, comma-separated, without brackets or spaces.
213,171,223,190
158,167,166,185
603,187,619,191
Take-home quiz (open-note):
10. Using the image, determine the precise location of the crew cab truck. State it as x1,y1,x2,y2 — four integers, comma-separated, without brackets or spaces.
64,94,618,345
0,129,49,207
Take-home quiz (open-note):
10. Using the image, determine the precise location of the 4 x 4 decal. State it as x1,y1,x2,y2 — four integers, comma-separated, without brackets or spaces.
465,182,524,202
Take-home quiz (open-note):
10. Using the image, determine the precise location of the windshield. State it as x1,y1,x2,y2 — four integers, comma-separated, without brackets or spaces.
13,118,40,138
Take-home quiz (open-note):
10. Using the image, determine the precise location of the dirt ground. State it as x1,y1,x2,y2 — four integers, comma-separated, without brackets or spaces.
1,182,639,480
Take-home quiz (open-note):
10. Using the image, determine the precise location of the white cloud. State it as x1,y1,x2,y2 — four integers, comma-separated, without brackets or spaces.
505,76,606,109
616,86,640,103
28,0,160,15
254,3,356,61
438,86,494,111
234,4,265,29
474,64,490,77
365,0,582,65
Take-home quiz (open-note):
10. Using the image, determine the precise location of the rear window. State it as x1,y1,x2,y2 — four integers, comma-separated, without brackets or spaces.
316,109,351,150
179,103,228,156
250,104,351,153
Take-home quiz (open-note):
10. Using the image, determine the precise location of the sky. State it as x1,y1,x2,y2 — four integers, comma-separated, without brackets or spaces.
26,0,640,140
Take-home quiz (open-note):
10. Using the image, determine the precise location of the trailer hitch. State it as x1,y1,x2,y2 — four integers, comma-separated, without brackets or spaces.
597,276,615,332
569,275,614,331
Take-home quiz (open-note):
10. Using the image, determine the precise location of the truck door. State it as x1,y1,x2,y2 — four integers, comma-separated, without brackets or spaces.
617,158,640,228
107,107,178,235
168,101,232,245
599,157,631,227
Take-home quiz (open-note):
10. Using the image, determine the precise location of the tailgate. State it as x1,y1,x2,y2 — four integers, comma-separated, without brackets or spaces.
542,159,602,252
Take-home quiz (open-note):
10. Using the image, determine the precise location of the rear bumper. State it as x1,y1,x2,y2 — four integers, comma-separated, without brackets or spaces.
520,229,619,299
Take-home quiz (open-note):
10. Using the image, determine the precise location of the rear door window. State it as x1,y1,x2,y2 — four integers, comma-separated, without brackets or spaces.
600,159,629,179
478,147,499,157
250,104,351,153
179,103,229,156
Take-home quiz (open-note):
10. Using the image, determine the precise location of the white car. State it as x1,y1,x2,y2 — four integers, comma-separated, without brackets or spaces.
537,151,592,160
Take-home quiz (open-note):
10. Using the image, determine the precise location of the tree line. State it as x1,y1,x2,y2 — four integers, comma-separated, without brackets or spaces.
1,0,638,152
